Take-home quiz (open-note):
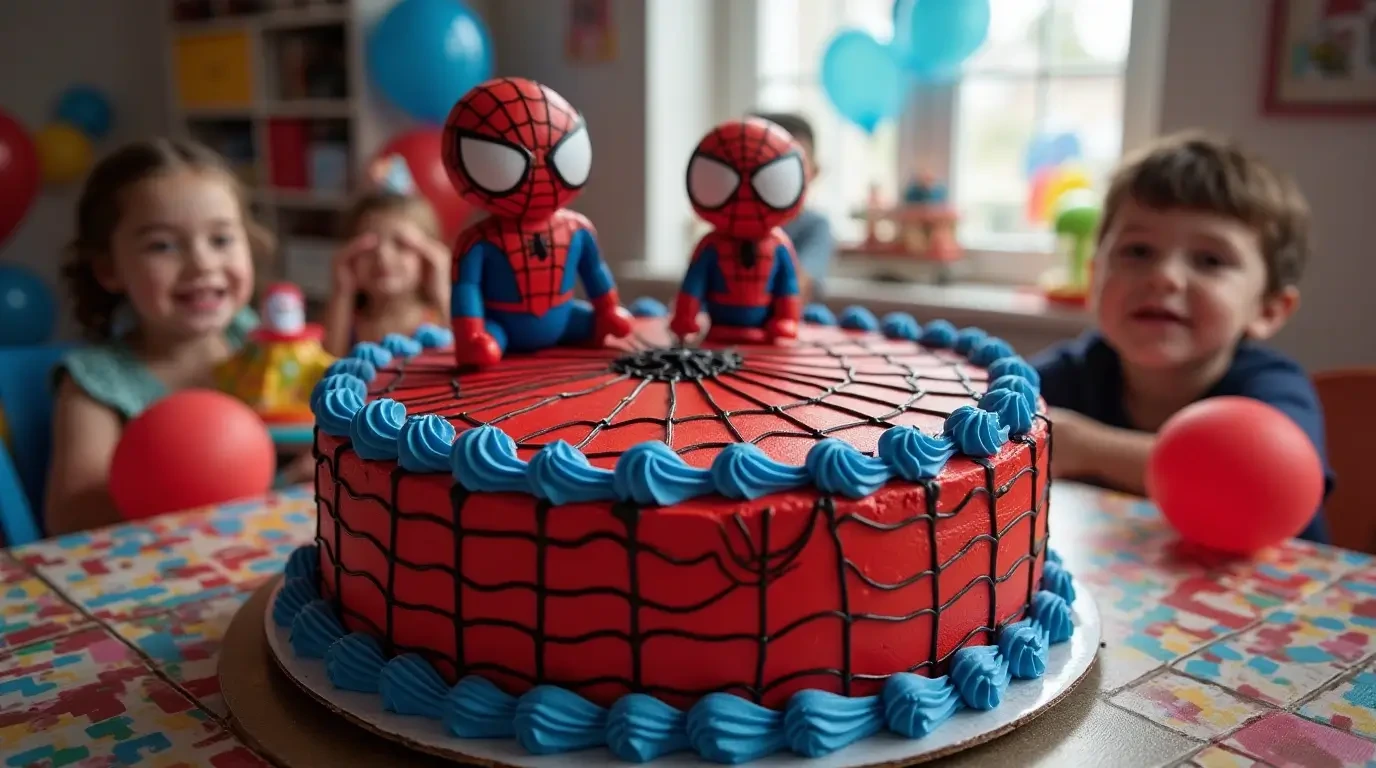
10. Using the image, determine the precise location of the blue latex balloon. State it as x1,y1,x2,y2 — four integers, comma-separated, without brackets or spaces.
0,265,56,346
894,0,991,75
55,86,113,139
367,0,494,125
820,30,903,134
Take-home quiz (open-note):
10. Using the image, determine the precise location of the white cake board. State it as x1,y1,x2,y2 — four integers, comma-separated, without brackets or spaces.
265,581,1100,767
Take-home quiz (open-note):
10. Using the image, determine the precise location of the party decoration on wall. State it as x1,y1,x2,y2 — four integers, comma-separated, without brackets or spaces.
893,0,991,77
55,86,114,140
29,85,113,186
0,109,39,247
368,129,474,242
820,29,903,134
367,0,494,125
0,264,57,346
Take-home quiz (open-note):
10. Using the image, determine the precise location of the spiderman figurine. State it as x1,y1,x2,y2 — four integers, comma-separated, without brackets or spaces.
442,77,633,366
670,117,805,344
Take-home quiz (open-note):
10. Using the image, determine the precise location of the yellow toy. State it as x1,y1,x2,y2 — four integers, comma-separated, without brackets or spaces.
217,283,333,425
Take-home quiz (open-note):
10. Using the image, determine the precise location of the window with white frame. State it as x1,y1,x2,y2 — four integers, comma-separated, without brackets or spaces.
748,0,1135,256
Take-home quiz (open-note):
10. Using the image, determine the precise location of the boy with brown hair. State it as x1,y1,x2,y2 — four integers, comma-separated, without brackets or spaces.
753,112,835,300
1033,131,1332,543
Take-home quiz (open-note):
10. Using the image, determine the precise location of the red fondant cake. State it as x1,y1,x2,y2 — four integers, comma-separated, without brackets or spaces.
311,319,1050,711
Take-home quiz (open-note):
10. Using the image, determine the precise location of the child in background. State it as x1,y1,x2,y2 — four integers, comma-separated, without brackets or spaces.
321,191,451,357
1032,131,1332,543
754,112,835,301
48,138,271,535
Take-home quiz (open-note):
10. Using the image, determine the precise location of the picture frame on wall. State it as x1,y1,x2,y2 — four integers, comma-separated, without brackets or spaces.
567,0,616,64
1263,0,1376,115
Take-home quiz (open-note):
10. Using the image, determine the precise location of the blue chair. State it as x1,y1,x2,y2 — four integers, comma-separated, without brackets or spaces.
0,344,73,546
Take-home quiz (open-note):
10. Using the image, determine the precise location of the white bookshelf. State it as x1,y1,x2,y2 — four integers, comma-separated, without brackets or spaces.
164,0,407,297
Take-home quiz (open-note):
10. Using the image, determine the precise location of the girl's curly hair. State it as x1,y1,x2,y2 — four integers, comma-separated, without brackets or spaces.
62,138,275,340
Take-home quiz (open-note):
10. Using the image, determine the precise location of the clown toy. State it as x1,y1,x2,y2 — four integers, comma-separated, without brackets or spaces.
217,282,334,424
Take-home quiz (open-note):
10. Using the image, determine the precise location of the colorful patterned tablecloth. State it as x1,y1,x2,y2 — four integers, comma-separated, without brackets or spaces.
1,483,1375,767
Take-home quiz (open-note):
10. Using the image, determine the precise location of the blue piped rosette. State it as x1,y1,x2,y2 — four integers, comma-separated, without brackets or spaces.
273,543,1079,763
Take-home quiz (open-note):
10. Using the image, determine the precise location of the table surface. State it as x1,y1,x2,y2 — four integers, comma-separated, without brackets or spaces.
2,484,1375,768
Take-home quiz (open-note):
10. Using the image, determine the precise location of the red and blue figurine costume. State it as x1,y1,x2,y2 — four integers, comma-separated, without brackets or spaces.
670,117,806,344
442,78,633,367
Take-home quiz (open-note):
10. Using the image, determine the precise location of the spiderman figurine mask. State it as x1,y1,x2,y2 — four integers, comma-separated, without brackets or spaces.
442,77,632,367
670,117,806,344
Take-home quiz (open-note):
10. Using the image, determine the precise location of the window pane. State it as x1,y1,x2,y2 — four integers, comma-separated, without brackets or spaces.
794,85,898,243
952,76,1040,239
1042,75,1124,186
758,0,803,79
965,0,1049,73
757,80,807,113
1048,0,1133,69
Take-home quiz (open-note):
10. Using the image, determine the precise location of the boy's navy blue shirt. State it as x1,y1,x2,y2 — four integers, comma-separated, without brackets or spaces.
1031,332,1332,544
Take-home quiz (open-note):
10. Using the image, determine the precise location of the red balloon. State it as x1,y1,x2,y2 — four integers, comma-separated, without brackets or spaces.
0,109,40,247
371,129,473,242
110,390,276,519
1146,396,1323,554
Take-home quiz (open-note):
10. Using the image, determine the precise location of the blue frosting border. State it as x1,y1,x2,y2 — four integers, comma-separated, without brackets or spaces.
276,543,1078,764
312,307,1045,507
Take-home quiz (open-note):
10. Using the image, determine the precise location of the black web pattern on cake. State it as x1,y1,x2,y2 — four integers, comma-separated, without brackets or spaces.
368,332,991,465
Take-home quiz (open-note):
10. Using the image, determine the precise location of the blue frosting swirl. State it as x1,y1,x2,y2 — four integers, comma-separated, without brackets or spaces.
381,654,448,718
881,673,963,739
944,405,1010,457
284,544,318,580
1031,590,1074,643
451,425,531,494
919,319,957,348
325,357,378,383
612,442,714,506
802,304,837,326
514,686,609,755
877,426,957,481
317,388,365,437
629,297,668,318
350,341,393,369
839,306,880,332
1046,548,1063,565
272,577,317,628
950,645,1011,710
686,693,786,764
710,443,810,500
290,600,345,659
953,327,989,356
998,619,1049,680
783,690,884,758
880,312,921,341
988,374,1040,409
326,632,386,693
310,373,367,415
1042,561,1077,605
381,332,423,359
528,441,617,504
805,439,893,499
350,398,407,461
987,356,1041,387
398,415,456,473
970,336,1016,367
414,323,454,349
444,676,518,739
979,388,1034,436
607,694,689,762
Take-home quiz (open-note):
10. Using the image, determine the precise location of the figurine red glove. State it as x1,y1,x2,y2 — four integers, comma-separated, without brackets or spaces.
765,296,801,341
670,294,702,338
451,317,503,367
591,292,634,342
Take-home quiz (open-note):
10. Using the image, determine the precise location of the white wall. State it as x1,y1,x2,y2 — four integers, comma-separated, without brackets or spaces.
1159,0,1376,371
0,0,170,340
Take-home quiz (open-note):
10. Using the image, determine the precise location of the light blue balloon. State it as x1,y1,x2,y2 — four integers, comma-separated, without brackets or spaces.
894,0,991,74
820,30,903,135
0,265,56,346
55,86,113,140
367,0,494,125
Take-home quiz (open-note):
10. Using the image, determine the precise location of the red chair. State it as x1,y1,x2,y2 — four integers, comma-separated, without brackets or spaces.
1313,367,1376,554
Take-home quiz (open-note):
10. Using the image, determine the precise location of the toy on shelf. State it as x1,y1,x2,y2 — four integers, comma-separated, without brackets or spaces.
1041,190,1101,307
216,283,334,423
443,77,632,367
844,171,962,284
670,117,805,344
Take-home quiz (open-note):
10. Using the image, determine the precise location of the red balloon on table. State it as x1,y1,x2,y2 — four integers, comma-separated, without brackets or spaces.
371,129,474,242
0,109,40,247
1146,396,1324,554
110,390,276,520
